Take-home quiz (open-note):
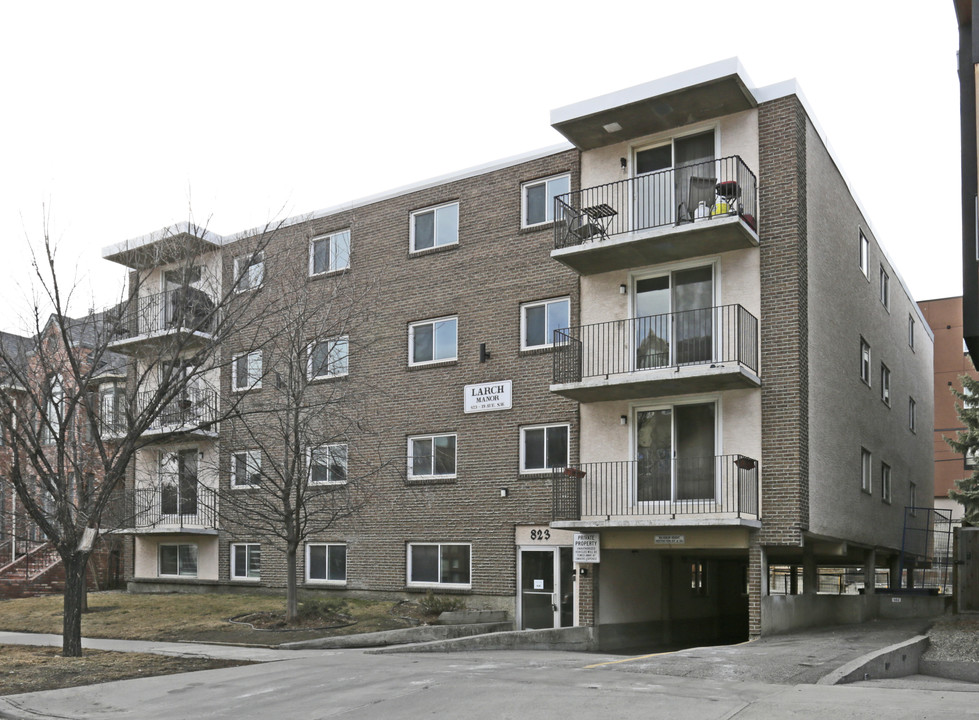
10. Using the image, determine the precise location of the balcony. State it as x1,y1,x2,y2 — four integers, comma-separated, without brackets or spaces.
552,156,757,275
108,287,217,354
551,304,760,402
128,484,218,534
137,387,219,439
552,455,759,527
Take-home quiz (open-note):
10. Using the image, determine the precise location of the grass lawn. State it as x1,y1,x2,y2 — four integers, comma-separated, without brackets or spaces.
0,591,437,645
0,645,248,696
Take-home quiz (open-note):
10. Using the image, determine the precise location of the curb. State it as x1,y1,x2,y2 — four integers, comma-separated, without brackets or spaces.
368,626,597,654
281,622,513,649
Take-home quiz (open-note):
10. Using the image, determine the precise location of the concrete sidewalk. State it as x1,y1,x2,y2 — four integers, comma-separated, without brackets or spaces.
0,631,327,662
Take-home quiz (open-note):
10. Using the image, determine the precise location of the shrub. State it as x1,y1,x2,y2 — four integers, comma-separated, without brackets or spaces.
298,597,348,621
419,590,466,615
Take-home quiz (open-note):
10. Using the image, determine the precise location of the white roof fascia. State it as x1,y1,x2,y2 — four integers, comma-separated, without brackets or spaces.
101,221,225,260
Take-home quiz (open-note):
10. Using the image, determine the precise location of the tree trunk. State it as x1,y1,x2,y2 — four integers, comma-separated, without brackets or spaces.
286,543,299,623
80,562,89,613
61,552,88,657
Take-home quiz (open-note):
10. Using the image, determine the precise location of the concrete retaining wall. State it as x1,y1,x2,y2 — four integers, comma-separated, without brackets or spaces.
762,594,946,635
818,636,930,685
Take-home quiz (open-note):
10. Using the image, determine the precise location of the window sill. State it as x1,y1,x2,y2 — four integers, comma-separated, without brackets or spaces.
309,268,350,282
230,577,261,583
304,580,347,587
518,470,557,479
309,374,349,384
519,346,557,357
405,475,457,487
230,484,261,491
409,243,459,259
407,360,458,372
519,221,556,235
404,585,472,594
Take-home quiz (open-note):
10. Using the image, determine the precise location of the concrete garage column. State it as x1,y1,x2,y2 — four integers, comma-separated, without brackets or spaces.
661,555,672,645
888,555,902,590
748,543,767,638
577,564,598,629
802,544,817,595
863,549,876,595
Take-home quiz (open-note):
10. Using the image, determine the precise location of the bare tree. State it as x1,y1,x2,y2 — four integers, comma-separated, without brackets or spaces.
0,220,274,656
215,237,384,622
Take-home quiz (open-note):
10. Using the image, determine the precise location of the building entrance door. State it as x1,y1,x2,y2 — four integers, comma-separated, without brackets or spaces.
519,547,573,629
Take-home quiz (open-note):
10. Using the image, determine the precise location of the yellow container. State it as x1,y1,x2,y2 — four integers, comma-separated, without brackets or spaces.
711,201,729,216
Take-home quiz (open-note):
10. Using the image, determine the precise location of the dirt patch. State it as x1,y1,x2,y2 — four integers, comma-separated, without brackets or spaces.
925,615,979,663
0,645,249,697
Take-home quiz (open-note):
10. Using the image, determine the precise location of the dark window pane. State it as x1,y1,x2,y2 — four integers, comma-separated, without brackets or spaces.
434,435,456,475
328,545,346,581
412,438,432,476
413,324,434,363
526,183,546,224
440,545,470,584
313,238,328,274
411,545,439,583
309,545,327,580
178,545,197,576
546,426,568,467
330,445,347,483
234,545,246,577
546,300,569,344
249,547,260,577
434,319,456,360
525,305,545,347
636,145,672,174
160,546,178,575
414,211,435,250
525,428,545,469
235,355,248,388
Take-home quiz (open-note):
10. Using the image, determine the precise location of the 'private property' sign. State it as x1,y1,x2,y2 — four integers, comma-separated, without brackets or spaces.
464,380,512,413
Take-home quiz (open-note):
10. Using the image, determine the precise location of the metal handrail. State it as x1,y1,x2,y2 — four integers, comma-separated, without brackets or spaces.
111,287,218,340
133,484,218,529
554,155,757,249
553,304,758,384
552,454,759,521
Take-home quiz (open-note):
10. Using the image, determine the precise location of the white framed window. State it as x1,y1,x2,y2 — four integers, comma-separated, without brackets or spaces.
859,230,869,277
881,462,892,503
908,314,915,350
409,317,457,365
99,381,125,433
860,338,871,386
880,364,890,405
309,444,347,485
308,337,349,379
408,434,457,479
234,251,265,292
861,448,872,494
231,450,262,488
410,202,459,252
909,397,917,433
521,297,570,350
522,173,571,227
231,543,261,580
232,351,262,391
306,543,347,583
520,423,570,473
407,542,471,587
43,374,63,444
309,230,351,276
966,448,977,469
879,265,890,309
159,544,197,577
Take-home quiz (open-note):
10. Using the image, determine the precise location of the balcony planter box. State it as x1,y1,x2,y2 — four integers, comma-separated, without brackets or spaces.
564,468,586,480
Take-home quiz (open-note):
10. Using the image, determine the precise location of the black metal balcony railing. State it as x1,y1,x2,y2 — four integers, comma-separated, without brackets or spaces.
138,387,218,433
552,455,759,522
112,287,217,340
553,305,758,384
133,483,217,529
554,155,757,250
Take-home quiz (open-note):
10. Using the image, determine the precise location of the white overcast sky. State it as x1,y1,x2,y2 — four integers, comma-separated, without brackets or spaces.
0,1,962,334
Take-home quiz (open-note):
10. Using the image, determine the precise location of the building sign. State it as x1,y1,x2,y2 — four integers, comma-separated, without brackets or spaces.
464,380,512,413
655,534,686,545
573,533,600,563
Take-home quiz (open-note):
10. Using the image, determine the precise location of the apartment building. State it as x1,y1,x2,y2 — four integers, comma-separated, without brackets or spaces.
918,296,973,527
102,59,934,647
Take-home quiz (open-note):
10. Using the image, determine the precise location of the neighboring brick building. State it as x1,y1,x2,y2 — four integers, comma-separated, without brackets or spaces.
918,296,974,527
102,60,935,647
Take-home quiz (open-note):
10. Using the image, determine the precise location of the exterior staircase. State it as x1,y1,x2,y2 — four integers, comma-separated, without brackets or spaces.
0,543,71,599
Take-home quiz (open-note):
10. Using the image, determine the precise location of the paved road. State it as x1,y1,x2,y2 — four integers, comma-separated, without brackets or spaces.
1,643,977,719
